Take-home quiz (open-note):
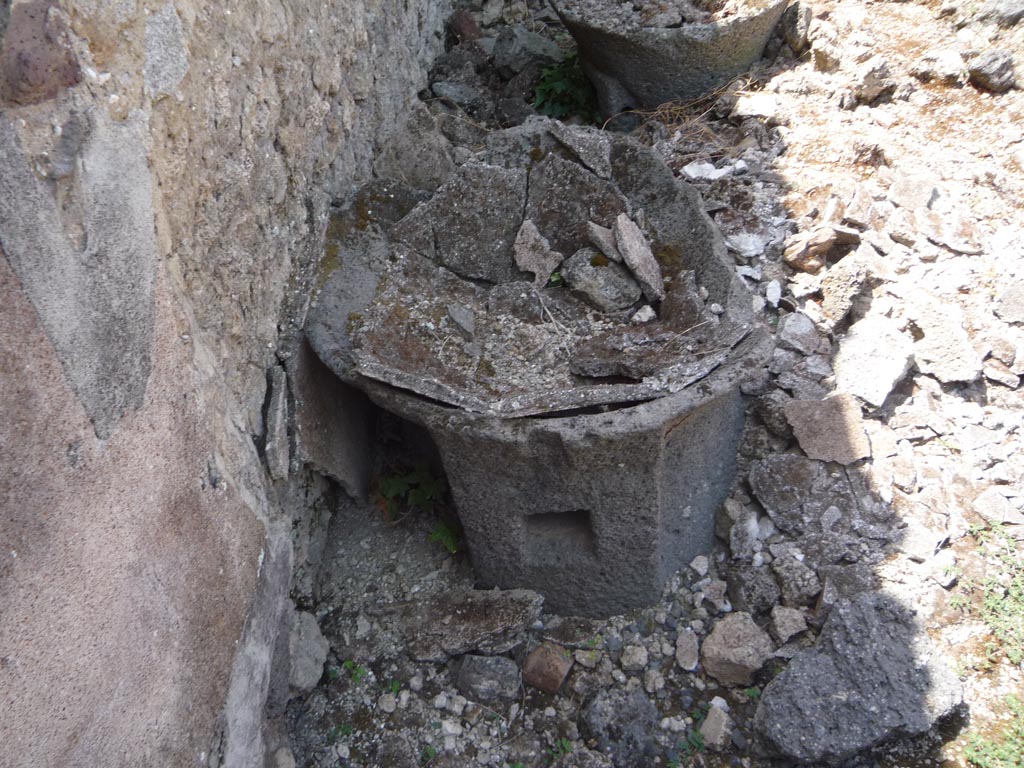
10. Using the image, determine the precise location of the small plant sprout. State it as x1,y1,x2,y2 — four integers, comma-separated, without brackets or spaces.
386,679,401,695
533,51,599,123
420,745,438,765
548,737,574,761
743,686,762,700
377,464,445,522
430,523,460,555
342,659,368,684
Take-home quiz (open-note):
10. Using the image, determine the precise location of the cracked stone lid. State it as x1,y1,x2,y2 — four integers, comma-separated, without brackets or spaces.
307,117,766,418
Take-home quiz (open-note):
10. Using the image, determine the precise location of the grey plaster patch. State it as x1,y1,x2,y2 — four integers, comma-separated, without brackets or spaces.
0,111,156,439
145,4,189,98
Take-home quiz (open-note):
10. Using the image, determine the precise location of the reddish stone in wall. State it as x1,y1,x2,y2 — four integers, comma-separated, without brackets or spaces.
1,0,82,106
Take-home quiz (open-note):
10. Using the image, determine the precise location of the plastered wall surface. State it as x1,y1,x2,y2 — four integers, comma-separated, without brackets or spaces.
0,1,449,765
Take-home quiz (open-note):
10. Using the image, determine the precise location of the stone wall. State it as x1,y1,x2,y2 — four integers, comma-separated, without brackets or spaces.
0,1,449,765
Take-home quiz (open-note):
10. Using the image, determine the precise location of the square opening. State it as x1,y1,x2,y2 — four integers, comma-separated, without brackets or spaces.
525,509,596,566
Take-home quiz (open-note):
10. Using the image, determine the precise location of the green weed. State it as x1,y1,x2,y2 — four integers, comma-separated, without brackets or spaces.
377,464,445,521
342,659,368,685
533,51,599,123
964,523,1024,665
966,694,1024,768
430,523,460,555
548,737,574,761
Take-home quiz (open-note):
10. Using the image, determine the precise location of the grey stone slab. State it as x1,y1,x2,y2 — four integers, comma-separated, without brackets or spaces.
525,153,628,258
391,162,527,283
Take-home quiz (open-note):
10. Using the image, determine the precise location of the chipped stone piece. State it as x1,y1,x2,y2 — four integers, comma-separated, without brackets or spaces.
770,605,808,643
701,612,773,686
968,50,1016,93
699,705,735,751
630,305,656,324
456,654,521,702
514,219,564,287
613,213,665,302
523,642,573,693
675,628,699,671
289,610,329,693
834,315,914,406
755,593,962,765
562,247,642,312
777,312,820,355
784,393,871,465
586,220,623,262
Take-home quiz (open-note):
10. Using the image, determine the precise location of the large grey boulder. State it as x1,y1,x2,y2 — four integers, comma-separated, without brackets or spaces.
754,592,962,764
552,0,789,116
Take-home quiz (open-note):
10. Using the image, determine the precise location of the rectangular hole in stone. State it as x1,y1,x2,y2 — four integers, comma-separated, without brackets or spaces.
525,510,596,566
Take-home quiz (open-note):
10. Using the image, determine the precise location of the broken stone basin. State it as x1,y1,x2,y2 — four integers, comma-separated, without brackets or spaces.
307,117,771,617
552,0,789,117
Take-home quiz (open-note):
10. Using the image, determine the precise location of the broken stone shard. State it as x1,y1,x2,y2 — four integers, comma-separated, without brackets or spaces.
514,219,564,288
455,654,521,702
784,393,872,465
562,247,642,312
834,315,914,407
700,612,773,686
755,593,962,765
581,688,658,768
614,212,665,302
523,642,573,693
525,153,628,258
586,220,623,262
390,162,527,284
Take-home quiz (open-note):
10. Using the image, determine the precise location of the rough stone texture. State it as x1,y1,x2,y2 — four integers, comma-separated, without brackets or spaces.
456,655,522,702
144,4,189,98
0,0,82,105
996,280,1024,324
784,393,872,465
770,605,808,643
699,705,734,751
553,0,789,116
614,213,665,301
325,589,544,664
515,219,565,287
675,628,700,671
580,688,659,768
523,642,574,693
525,153,628,257
834,315,914,406
562,247,643,311
700,612,774,686
361,377,751,617
967,49,1016,93
907,290,981,383
288,610,329,693
755,593,963,765
391,162,527,283
0,1,451,766
288,340,375,499
0,110,156,439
